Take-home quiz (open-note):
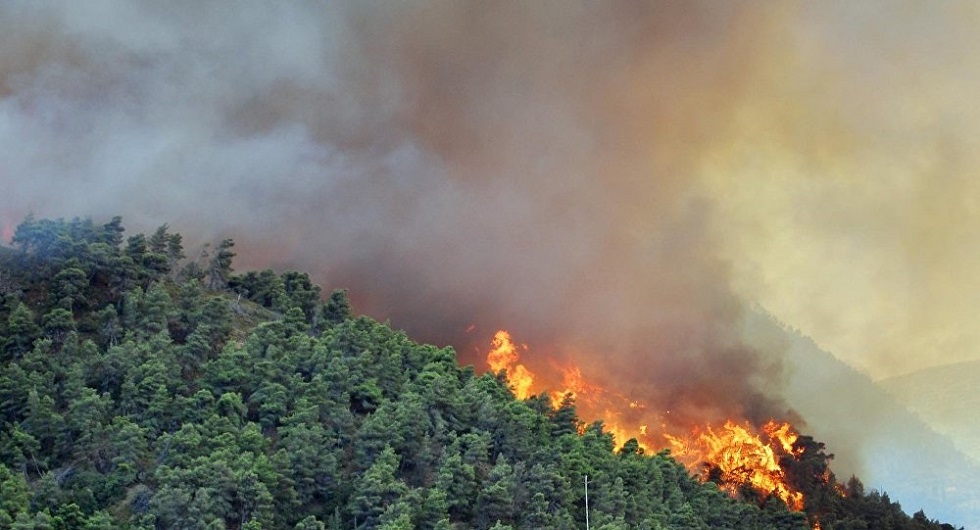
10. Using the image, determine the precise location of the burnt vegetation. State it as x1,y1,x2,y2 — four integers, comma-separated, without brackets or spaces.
0,215,961,529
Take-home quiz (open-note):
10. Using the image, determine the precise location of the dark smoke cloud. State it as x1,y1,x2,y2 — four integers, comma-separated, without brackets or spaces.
5,1,980,516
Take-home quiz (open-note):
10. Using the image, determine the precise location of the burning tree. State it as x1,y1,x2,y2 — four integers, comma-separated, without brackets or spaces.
479,327,881,528
665,420,806,511
479,327,963,529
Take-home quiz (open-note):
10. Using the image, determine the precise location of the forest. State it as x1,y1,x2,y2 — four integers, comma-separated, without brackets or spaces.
0,215,961,530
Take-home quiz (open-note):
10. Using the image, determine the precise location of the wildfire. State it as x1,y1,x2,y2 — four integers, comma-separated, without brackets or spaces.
482,328,809,512
665,420,805,510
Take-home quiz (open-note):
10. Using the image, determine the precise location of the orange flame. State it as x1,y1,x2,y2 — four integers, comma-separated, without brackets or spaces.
665,420,805,510
486,330,536,400
764,420,803,457
482,328,809,512
550,364,601,407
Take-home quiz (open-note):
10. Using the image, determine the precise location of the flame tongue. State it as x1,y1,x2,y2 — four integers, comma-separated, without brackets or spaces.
765,420,803,457
487,330,535,400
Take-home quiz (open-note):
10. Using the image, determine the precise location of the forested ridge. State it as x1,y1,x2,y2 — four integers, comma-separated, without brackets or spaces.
0,216,960,530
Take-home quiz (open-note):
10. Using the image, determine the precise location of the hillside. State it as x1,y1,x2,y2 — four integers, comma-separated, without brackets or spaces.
744,312,980,528
0,244,15,269
0,215,961,529
878,361,980,465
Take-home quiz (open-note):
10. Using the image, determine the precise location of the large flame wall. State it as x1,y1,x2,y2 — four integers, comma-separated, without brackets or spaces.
482,329,811,511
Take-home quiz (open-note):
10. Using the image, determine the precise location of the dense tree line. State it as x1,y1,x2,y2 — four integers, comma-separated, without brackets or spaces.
0,216,960,529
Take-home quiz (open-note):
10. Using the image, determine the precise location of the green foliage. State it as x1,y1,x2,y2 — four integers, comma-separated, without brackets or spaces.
41,308,75,346
207,238,236,290
4,303,39,359
321,289,353,327
51,265,88,311
0,463,31,525
0,215,961,530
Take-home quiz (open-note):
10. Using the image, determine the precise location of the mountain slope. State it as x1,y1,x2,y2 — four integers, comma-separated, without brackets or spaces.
0,215,963,529
0,217,814,529
878,360,980,465
745,312,980,528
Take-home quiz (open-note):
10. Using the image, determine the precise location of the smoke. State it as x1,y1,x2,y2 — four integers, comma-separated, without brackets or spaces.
4,0,980,492
705,2,980,381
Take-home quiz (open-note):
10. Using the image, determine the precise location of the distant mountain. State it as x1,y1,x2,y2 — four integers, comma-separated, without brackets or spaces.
744,312,980,529
878,360,980,465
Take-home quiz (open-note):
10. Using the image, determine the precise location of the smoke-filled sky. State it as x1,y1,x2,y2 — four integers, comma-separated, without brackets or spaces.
3,0,980,422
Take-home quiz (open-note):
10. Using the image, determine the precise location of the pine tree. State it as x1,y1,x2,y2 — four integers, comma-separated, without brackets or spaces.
207,239,236,290
4,303,39,359
349,446,408,529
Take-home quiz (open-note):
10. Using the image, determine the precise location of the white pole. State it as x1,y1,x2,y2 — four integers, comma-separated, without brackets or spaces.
585,475,590,530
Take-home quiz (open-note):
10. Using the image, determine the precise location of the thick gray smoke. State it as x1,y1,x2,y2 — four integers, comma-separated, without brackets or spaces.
5,3,980,520
0,0,792,430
